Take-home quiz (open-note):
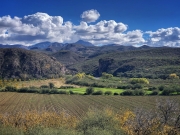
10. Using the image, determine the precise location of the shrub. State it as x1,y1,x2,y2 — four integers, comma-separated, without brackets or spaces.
92,90,103,95
0,125,23,135
104,91,113,95
69,90,75,95
86,87,94,95
169,73,179,79
40,89,50,94
161,88,175,95
5,86,17,92
60,86,74,89
40,85,49,89
27,89,39,93
49,82,54,89
18,87,29,93
134,90,145,96
76,107,124,135
102,72,113,79
49,89,59,94
130,78,149,84
59,90,68,94
158,85,164,91
120,90,134,96
113,92,119,95
132,84,142,90
150,90,159,95
148,86,156,91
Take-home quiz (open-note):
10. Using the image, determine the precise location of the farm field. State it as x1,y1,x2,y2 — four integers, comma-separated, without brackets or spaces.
0,92,180,118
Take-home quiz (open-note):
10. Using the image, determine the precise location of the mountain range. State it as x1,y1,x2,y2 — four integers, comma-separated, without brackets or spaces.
0,40,180,79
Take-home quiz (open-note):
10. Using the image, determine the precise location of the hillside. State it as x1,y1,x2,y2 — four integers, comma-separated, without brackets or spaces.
52,50,85,65
68,47,180,79
0,48,66,80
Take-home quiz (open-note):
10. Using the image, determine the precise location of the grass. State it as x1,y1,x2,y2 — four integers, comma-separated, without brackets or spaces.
0,78,72,89
67,87,124,94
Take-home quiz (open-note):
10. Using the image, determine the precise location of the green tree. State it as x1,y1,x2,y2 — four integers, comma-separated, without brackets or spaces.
86,87,94,95
49,82,54,89
102,73,113,79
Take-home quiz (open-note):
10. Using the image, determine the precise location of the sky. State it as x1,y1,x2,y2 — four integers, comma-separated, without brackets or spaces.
0,0,180,47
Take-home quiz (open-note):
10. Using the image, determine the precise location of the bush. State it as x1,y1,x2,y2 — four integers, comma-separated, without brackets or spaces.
40,89,50,94
148,86,157,91
76,108,124,135
59,90,68,94
134,90,145,96
49,89,59,94
0,125,23,135
26,126,77,135
49,82,54,89
150,90,159,95
161,88,175,95
158,85,164,91
40,85,49,89
18,87,29,93
92,90,103,95
132,84,142,90
86,87,94,95
69,90,75,95
120,90,134,96
113,92,119,95
60,86,74,89
161,87,176,95
5,86,17,92
104,91,113,95
130,78,149,84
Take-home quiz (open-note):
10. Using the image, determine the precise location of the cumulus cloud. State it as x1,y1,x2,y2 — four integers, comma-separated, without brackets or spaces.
2,11,179,47
74,20,144,45
0,12,75,45
81,9,100,23
147,27,180,47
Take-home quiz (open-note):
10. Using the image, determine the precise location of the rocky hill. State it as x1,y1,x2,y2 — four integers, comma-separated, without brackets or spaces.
68,47,180,79
0,48,66,80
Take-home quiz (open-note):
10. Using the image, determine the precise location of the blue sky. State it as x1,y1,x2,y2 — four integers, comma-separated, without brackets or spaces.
0,0,180,47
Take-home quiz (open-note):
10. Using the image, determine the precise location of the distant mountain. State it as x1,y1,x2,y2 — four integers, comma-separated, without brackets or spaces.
45,42,65,52
0,48,66,79
75,40,94,46
28,41,52,49
52,50,86,66
0,44,29,50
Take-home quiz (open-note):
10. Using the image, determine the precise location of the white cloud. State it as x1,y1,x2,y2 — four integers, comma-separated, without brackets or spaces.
81,9,100,23
74,20,144,45
147,27,180,47
0,12,74,45
2,11,179,47
0,12,146,46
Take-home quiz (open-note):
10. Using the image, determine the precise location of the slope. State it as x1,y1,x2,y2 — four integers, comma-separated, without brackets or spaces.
0,48,66,80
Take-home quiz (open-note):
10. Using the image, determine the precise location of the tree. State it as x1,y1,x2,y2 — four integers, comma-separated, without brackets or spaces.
75,73,85,79
102,73,113,79
86,87,94,95
49,82,54,89
156,99,179,125
169,73,179,79
130,78,149,84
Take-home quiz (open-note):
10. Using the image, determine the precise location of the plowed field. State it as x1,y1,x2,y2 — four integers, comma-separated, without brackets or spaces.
0,93,180,118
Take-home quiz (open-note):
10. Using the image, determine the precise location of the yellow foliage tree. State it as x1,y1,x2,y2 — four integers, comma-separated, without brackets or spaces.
169,73,179,79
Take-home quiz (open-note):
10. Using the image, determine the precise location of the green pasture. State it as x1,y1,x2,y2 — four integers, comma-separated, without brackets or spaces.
60,87,124,94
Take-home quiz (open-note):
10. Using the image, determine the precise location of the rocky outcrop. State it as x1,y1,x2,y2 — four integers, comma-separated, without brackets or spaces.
0,48,66,80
